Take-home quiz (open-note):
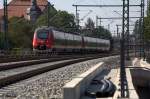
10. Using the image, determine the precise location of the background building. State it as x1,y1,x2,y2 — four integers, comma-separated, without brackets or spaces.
0,0,48,32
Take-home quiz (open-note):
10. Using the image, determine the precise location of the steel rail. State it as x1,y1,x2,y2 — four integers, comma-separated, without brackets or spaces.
0,56,103,88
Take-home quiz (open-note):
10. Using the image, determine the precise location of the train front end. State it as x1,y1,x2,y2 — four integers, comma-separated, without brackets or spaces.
32,28,53,52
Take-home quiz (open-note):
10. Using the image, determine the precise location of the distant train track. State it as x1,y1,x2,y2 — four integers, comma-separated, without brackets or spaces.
0,50,116,63
0,50,58,63
0,54,104,71
0,53,117,88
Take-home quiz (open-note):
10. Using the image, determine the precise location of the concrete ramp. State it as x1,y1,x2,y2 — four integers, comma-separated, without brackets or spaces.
63,62,104,99
63,58,143,99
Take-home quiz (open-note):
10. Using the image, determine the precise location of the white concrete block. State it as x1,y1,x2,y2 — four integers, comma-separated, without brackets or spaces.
63,62,104,99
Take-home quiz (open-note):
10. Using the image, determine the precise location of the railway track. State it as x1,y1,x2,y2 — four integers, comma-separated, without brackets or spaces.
0,53,78,63
0,55,120,99
0,50,82,63
0,50,118,63
0,53,117,89
0,54,98,71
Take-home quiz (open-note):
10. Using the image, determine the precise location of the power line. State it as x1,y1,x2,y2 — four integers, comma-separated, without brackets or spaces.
97,17,141,19
73,4,141,7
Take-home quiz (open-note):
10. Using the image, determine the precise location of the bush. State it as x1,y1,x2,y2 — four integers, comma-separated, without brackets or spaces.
8,17,34,49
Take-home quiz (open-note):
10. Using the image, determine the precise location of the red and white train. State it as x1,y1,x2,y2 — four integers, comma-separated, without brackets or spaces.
32,27,111,53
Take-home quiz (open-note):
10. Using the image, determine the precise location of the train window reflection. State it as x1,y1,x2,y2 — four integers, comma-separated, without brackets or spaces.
37,31,48,39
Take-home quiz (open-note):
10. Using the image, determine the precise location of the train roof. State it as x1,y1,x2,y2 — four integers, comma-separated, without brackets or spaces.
35,26,110,42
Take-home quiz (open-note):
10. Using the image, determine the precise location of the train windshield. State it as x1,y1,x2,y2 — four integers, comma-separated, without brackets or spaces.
37,30,48,39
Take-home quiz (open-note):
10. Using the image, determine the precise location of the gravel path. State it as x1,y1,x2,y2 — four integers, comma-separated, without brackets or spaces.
0,56,119,99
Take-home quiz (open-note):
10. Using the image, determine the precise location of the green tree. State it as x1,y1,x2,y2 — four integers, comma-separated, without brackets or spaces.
133,20,140,36
36,4,57,27
0,32,3,49
36,6,77,33
143,1,150,41
81,27,112,39
82,18,111,39
8,17,33,49
144,17,150,41
92,26,111,39
50,10,76,32
85,18,95,30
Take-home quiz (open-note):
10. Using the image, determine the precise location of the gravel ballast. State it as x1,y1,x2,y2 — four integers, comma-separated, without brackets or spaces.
0,56,119,99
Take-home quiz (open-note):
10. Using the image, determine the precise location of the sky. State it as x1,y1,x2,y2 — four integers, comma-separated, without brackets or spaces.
49,0,145,35
0,0,147,35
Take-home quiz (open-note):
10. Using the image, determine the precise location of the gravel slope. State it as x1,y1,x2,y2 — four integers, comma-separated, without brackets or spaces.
0,56,119,99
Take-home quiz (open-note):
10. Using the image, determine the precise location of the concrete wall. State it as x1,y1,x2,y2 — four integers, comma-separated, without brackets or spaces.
63,62,104,99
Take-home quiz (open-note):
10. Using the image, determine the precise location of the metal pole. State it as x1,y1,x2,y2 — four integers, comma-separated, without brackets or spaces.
140,1,142,58
116,25,119,38
100,17,102,26
108,24,110,30
3,0,8,50
139,0,145,58
141,0,146,60
75,5,79,30
147,0,149,16
47,2,50,27
126,0,130,60
121,0,125,96
120,0,129,97
138,19,141,57
135,39,137,57
96,16,98,28
99,17,102,38
3,0,6,50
